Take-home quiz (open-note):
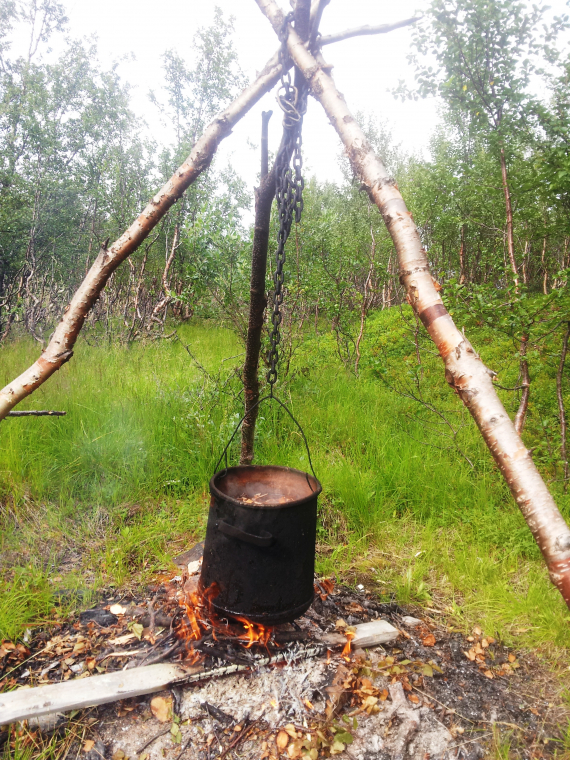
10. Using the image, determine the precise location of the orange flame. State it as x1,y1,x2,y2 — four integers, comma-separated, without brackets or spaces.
234,616,273,649
175,580,274,653
342,631,355,660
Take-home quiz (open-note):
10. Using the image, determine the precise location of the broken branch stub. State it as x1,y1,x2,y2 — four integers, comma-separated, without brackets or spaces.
0,52,287,421
253,0,570,609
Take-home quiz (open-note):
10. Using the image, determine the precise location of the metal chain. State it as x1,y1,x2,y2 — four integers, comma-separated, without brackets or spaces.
267,13,308,393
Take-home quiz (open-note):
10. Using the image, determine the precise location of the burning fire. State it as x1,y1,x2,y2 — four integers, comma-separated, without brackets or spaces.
175,577,275,656
234,617,272,649
342,629,355,660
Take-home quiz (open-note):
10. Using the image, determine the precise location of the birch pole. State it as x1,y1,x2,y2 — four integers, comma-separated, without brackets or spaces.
0,53,285,421
254,0,570,609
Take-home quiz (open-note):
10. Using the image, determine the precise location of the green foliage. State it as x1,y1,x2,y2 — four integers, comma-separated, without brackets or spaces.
2,315,570,649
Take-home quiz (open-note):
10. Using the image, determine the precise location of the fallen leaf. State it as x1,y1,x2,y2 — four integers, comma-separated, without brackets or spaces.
422,634,436,647
481,638,489,648
170,722,182,744
150,696,172,723
86,657,96,670
508,653,517,663
330,740,346,755
73,641,87,653
276,731,289,750
129,623,144,641
110,604,127,616
473,626,482,636
284,725,298,739
287,743,301,759
465,648,476,661
483,670,494,679
422,664,434,677
335,619,347,630
83,741,95,753
108,634,136,646
408,694,420,704
112,751,125,760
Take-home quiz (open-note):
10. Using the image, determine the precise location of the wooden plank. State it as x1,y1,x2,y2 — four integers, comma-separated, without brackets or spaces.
0,663,187,726
320,619,399,649
352,619,399,648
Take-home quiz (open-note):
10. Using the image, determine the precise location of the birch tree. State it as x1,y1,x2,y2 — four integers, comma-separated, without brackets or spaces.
254,0,570,610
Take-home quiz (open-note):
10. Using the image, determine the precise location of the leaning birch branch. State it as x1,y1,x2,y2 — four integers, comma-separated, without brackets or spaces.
254,0,570,609
320,18,421,46
0,53,285,422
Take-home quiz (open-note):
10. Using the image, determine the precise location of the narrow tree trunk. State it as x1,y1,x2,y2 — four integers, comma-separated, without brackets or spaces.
255,0,570,608
521,239,529,286
500,147,518,287
355,223,375,375
499,149,530,434
557,323,570,491
240,111,276,465
541,237,548,295
0,53,285,420
149,223,180,325
459,224,466,284
513,335,530,435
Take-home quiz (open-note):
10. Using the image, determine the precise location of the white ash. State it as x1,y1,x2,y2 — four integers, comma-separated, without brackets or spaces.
181,657,331,728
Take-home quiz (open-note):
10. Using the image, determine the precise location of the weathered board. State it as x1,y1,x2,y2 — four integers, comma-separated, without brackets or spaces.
0,663,187,726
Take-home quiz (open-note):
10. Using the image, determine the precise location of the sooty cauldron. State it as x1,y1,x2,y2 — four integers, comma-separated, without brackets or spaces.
199,465,322,625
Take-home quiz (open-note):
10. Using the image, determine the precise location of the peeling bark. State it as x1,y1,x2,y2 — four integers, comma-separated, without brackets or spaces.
0,53,286,421
254,0,570,608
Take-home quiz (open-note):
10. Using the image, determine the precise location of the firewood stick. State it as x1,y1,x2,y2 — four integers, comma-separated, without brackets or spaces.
6,410,66,417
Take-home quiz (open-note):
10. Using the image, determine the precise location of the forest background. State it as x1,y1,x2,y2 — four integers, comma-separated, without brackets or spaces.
1,0,570,660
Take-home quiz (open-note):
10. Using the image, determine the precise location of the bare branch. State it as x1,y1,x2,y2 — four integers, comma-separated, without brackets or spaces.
6,410,66,417
320,17,421,46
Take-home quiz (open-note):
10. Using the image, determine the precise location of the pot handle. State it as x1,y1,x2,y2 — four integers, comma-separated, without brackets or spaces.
217,520,274,547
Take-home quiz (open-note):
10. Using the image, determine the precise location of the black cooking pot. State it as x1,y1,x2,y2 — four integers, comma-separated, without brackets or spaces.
199,464,322,625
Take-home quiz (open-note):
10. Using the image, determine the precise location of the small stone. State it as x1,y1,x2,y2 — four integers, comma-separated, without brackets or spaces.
79,609,118,627
401,616,422,627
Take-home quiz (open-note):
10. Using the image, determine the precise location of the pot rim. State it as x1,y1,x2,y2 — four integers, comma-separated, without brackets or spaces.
209,464,322,510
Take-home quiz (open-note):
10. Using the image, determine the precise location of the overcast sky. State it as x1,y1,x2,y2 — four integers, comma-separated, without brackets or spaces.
15,0,570,198
60,0,438,192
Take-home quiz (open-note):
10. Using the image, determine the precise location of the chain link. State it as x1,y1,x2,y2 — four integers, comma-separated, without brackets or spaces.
267,13,308,392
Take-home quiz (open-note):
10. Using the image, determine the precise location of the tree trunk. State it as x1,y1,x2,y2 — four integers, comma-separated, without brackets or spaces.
500,147,518,287
499,148,530,434
254,0,570,608
541,236,548,295
513,335,530,435
557,323,570,491
459,224,466,284
0,52,285,421
240,111,276,465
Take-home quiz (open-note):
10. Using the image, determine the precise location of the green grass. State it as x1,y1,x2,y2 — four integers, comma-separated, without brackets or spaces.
1,312,570,654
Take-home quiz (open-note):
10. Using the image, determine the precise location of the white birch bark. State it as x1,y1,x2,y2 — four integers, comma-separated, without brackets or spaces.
254,0,570,608
0,53,284,421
